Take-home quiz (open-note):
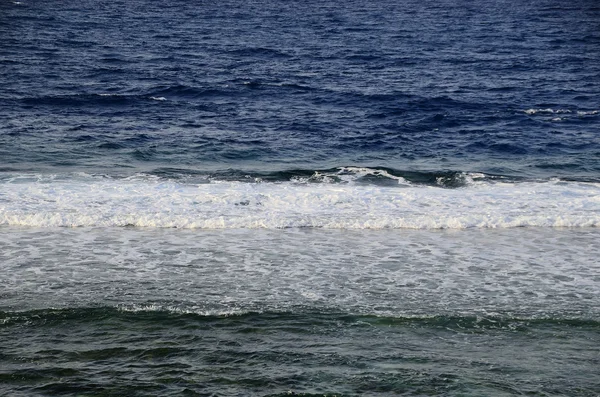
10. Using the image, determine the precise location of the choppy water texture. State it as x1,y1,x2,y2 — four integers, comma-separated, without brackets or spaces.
1,0,600,395
1,0,599,177
1,228,599,396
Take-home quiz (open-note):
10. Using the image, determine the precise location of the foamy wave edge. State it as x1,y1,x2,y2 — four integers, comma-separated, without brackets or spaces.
1,177,599,229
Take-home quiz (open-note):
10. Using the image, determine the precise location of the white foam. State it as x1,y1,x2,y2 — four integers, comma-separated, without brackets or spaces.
577,110,599,116
524,108,572,115
0,174,599,229
524,108,598,118
116,304,248,317
290,167,411,185
2,227,599,317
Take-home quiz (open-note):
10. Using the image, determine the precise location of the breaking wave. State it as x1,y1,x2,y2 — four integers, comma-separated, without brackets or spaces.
1,169,598,229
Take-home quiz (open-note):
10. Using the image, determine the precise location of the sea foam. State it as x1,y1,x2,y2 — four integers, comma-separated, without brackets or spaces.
0,174,598,229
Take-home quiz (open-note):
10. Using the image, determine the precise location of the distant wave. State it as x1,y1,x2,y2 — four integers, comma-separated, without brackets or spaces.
524,108,599,116
16,85,234,107
1,169,598,229
523,107,599,122
2,306,598,329
144,166,506,187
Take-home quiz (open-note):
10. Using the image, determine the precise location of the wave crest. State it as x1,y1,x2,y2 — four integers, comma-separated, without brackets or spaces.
0,172,599,229
2,306,598,330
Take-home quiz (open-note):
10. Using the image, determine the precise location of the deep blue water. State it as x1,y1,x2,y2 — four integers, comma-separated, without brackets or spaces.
1,0,599,178
1,0,599,396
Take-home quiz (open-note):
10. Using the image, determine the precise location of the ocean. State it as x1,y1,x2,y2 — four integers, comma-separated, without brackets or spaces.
1,0,599,395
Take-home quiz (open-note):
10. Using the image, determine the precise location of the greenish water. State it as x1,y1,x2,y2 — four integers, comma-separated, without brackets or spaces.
2,308,599,397
1,227,599,396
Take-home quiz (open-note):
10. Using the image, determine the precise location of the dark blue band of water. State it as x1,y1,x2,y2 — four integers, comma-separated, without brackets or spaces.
1,0,599,179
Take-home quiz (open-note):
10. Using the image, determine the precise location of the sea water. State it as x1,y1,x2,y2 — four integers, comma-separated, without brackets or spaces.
1,0,599,395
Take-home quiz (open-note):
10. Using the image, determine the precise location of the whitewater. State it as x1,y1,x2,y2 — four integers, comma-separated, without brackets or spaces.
1,170,599,229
